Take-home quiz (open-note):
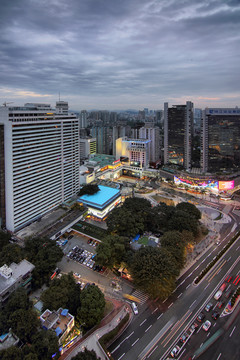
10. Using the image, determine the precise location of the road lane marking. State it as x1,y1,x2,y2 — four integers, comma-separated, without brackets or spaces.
131,338,139,347
168,302,173,309
207,260,226,282
186,284,191,289
140,319,147,326
216,353,222,360
180,279,185,285
227,256,231,261
127,331,134,339
111,345,120,353
117,353,125,360
178,348,186,359
152,307,158,314
197,324,203,333
229,326,236,337
157,313,163,320
161,310,192,347
200,342,203,347
146,345,158,358
145,325,152,332
204,283,210,290
190,299,196,308
195,264,200,270
163,298,168,303
177,292,183,298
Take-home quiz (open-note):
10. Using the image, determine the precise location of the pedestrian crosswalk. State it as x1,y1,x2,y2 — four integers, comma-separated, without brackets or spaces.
131,289,149,305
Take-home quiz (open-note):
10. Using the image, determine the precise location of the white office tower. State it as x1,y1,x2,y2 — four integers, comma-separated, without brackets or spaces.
0,103,80,232
139,126,160,163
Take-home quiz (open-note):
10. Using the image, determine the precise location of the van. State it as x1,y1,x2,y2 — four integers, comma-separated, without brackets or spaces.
131,302,138,315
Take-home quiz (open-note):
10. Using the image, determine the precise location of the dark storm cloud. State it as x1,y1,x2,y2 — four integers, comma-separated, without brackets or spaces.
0,0,239,109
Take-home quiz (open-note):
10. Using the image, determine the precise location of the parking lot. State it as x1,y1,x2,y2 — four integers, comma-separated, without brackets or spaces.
57,232,133,296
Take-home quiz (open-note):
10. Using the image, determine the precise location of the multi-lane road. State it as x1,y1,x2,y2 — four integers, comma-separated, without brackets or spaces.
108,202,240,360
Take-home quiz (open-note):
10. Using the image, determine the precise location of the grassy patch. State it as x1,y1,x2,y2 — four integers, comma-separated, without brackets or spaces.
138,236,149,245
214,213,222,221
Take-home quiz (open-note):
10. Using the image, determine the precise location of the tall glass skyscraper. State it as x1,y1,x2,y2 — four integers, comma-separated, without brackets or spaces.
164,102,193,170
201,108,240,173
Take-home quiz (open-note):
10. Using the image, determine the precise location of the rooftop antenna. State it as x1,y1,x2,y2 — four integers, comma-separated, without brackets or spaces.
2,102,13,107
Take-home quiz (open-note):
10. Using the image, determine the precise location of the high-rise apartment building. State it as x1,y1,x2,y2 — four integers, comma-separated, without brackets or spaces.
112,126,126,157
91,126,111,154
164,102,193,170
80,137,97,159
201,108,240,173
0,102,80,232
80,110,88,128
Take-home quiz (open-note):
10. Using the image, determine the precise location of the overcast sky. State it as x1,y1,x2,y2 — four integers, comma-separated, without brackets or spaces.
0,0,239,111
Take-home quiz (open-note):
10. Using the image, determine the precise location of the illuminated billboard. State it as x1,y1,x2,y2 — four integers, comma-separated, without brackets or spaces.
218,181,234,191
174,176,218,191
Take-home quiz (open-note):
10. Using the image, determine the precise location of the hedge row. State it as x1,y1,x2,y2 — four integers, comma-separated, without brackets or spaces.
195,230,240,284
73,220,108,239
99,313,130,356
231,287,240,307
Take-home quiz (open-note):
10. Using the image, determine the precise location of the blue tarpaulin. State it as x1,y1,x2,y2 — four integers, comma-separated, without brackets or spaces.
55,327,62,337
61,309,68,316
132,234,140,242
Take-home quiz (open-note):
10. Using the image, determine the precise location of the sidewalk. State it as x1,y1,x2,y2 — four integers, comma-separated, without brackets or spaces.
60,298,132,360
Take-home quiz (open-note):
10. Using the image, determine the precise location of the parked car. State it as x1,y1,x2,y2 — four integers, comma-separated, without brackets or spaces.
202,320,211,331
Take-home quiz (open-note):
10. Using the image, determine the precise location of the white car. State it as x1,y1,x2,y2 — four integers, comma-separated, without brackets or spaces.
214,290,222,300
131,302,138,315
202,320,211,331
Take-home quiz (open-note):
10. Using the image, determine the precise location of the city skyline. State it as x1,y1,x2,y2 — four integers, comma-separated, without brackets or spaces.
0,0,240,110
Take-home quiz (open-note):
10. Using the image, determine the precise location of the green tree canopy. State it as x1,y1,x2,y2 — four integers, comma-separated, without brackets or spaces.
95,235,129,268
77,285,105,330
130,247,179,299
0,346,23,360
176,202,201,220
24,237,63,288
71,348,101,360
106,207,144,237
160,231,185,268
8,308,40,343
41,273,81,316
31,329,60,360
0,243,23,267
79,184,100,196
